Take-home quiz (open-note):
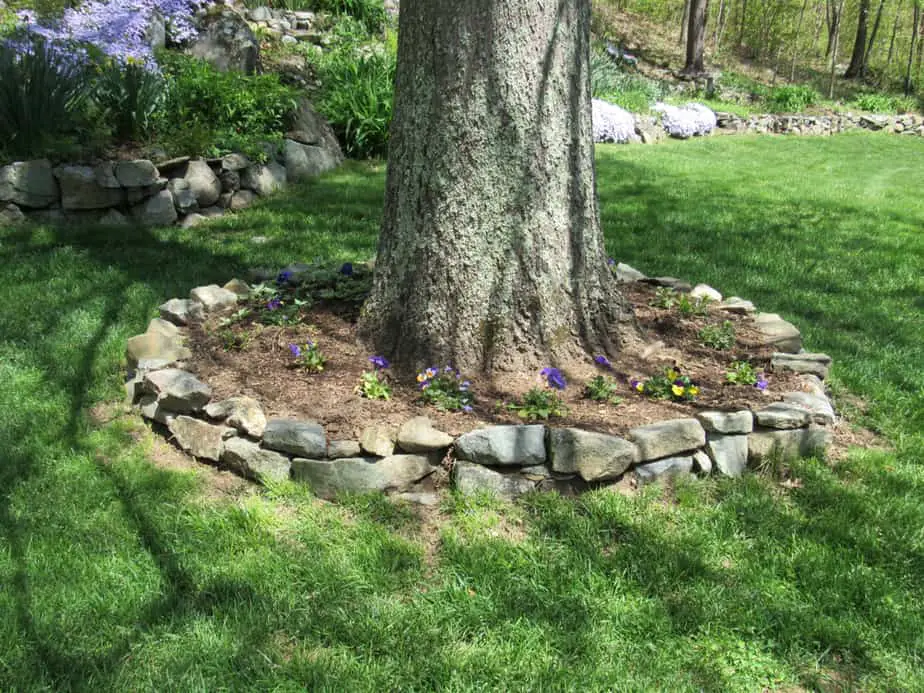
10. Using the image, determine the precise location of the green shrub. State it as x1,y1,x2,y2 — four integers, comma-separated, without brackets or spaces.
154,52,299,159
315,46,395,158
851,92,917,114
314,0,385,33
769,85,818,113
0,37,92,159
93,60,165,141
591,47,666,113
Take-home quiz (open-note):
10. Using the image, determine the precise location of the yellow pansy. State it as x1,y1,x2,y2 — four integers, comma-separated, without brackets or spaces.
672,384,685,397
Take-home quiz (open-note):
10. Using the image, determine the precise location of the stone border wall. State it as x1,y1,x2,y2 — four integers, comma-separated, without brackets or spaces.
124,267,837,503
0,100,343,228
714,111,922,137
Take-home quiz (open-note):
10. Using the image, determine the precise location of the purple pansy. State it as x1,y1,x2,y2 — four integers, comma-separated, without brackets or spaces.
289,344,302,357
540,367,567,390
339,262,353,276
266,298,282,311
755,376,769,391
368,355,390,370
594,355,612,369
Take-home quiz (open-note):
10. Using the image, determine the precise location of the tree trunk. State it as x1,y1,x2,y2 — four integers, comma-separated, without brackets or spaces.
737,0,749,47
887,0,905,69
829,0,847,97
680,0,691,46
683,0,710,74
865,0,888,66
905,2,921,93
713,0,727,50
791,0,810,81
845,0,872,78
360,0,631,376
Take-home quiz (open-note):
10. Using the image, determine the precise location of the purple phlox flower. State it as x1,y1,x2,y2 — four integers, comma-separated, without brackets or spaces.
266,298,282,311
607,257,616,267
368,355,390,370
443,365,455,374
462,405,473,413
276,270,293,285
16,9,37,24
289,344,302,357
339,262,353,276
540,367,567,390
459,380,470,391
755,375,769,391
594,355,613,369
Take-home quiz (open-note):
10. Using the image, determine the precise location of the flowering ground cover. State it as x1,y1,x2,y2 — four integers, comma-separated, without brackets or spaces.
0,135,922,690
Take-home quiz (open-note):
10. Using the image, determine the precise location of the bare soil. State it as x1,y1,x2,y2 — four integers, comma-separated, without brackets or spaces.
185,282,808,443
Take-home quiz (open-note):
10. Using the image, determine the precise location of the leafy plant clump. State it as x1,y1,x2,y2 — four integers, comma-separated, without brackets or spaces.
769,85,818,113
632,367,700,402
584,375,622,405
356,355,392,400
699,320,735,350
505,367,569,421
289,340,326,373
652,287,710,316
726,361,769,390
417,367,474,412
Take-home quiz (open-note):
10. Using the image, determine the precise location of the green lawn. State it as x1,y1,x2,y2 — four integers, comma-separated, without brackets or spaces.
1,134,922,691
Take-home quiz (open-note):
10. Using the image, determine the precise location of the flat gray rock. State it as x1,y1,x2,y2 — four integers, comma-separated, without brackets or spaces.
168,415,233,462
328,440,361,459
142,368,212,413
204,396,267,438
137,394,174,425
782,392,836,425
613,262,646,282
125,332,190,369
0,159,59,208
145,318,180,339
754,402,812,429
222,437,291,483
159,298,196,325
634,456,694,486
771,352,832,379
628,418,706,462
263,419,326,458
748,425,831,463
222,278,251,298
455,425,546,467
397,416,453,453
719,297,756,314
115,160,159,188
696,410,753,434
292,454,436,499
690,284,722,302
752,313,802,354
693,450,713,474
241,162,287,196
360,424,396,457
548,428,638,481
705,433,749,477
53,164,125,210
453,461,536,500
189,284,238,313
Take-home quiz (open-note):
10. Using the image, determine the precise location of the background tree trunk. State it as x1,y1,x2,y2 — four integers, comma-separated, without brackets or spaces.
680,0,691,46
683,0,710,74
791,0,811,81
360,0,630,376
829,0,847,96
905,2,921,93
865,0,888,66
887,0,905,70
845,0,872,77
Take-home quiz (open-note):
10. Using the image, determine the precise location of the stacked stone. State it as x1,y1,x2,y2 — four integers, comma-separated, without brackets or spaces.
715,112,923,137
127,268,837,503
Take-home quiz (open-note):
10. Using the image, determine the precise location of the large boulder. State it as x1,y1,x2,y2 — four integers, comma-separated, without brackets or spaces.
188,7,260,74
284,98,343,177
283,139,341,181
240,162,287,196
263,419,326,458
141,368,212,413
548,428,638,481
168,416,233,462
115,160,159,188
291,454,436,499
131,190,178,226
628,418,706,462
0,160,59,208
453,461,537,501
455,425,546,467
222,437,291,482
183,160,221,207
204,396,267,438
53,165,124,210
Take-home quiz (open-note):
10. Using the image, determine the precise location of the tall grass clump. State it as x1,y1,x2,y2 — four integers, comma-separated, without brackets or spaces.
314,43,395,158
0,36,91,158
94,60,165,141
768,84,818,113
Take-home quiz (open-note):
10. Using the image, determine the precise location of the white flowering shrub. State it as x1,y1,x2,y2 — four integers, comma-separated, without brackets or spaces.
592,98,636,144
653,102,717,139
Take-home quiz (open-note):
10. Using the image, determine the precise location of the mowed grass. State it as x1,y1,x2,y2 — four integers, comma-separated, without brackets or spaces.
0,134,922,691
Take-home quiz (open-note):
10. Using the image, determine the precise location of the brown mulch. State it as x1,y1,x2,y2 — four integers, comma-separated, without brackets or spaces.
184,283,812,443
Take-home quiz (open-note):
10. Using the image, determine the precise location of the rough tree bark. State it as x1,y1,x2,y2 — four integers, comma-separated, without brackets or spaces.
845,0,872,78
359,0,631,376
905,1,921,93
683,0,710,74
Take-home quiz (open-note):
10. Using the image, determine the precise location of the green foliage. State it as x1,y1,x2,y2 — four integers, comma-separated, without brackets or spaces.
505,387,569,421
631,367,700,402
155,52,299,159
417,367,473,412
313,0,386,33
356,369,391,400
217,326,253,352
769,85,819,113
93,60,164,141
0,37,92,159
591,46,666,113
699,320,736,350
584,375,623,405
315,47,395,158
850,92,918,115
653,287,709,316
290,340,326,373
